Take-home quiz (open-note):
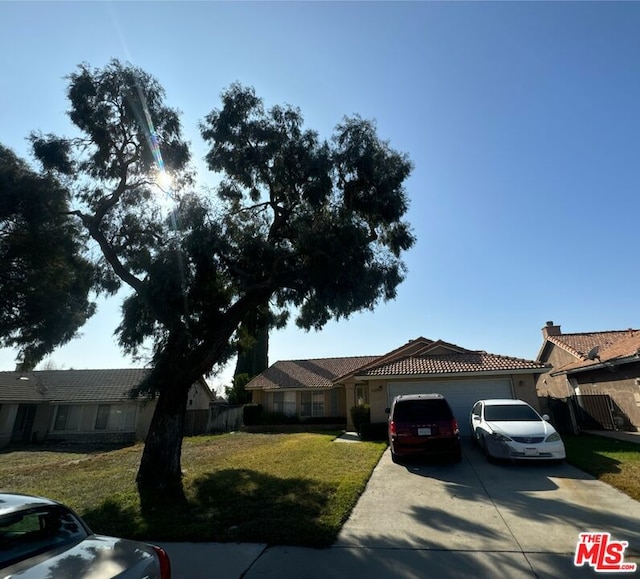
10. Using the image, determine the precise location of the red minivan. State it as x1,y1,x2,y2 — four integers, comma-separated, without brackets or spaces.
387,393,462,463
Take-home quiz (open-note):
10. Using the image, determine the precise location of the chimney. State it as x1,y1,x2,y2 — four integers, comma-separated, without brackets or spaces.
542,321,561,339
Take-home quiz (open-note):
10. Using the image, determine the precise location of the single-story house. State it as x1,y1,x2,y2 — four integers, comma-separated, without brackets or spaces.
0,369,214,448
536,321,640,431
247,336,550,436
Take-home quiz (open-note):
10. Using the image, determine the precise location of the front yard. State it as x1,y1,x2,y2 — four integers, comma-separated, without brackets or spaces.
564,434,640,502
0,432,386,547
2,431,637,549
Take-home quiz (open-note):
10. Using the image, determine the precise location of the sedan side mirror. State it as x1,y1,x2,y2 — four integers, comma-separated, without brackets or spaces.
542,414,550,421
385,407,390,414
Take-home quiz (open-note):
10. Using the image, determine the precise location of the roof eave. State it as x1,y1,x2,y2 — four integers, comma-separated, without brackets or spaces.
551,354,640,377
259,385,338,391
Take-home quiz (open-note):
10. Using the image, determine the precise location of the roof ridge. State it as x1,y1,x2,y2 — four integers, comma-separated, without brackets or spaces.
389,350,547,366
555,329,639,337
280,355,380,363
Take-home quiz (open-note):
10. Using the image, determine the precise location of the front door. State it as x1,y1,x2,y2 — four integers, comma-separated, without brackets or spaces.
11,404,36,443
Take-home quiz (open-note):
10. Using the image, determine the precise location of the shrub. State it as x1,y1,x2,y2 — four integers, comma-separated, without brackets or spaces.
259,412,299,425
243,403,263,425
360,422,388,442
301,416,347,425
350,404,370,436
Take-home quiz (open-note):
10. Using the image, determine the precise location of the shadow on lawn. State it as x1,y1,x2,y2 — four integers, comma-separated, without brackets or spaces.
0,441,135,456
83,468,338,547
563,435,626,476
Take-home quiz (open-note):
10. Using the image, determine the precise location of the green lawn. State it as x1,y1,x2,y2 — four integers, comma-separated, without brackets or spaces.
564,434,640,502
0,432,386,547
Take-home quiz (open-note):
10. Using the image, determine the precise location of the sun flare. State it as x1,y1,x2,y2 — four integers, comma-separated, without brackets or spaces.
156,169,174,192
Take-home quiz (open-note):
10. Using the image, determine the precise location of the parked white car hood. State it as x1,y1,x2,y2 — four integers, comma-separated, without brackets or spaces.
487,420,554,438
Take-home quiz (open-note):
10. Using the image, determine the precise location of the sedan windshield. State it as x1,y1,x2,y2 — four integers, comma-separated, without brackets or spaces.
484,404,540,422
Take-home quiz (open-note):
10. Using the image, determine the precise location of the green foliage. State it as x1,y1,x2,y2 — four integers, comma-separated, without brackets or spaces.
234,304,271,383
242,403,263,426
0,145,96,368
258,412,300,425
18,61,415,495
350,404,371,436
200,83,415,333
225,373,252,405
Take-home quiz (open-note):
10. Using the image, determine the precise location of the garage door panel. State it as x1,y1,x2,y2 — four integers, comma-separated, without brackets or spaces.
388,380,514,436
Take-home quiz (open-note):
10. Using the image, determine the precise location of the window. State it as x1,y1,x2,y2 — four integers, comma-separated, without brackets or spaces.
483,404,540,422
94,404,137,431
301,393,312,417
300,392,325,417
52,405,81,431
0,506,87,568
312,392,324,417
94,405,110,430
272,392,296,416
329,389,339,416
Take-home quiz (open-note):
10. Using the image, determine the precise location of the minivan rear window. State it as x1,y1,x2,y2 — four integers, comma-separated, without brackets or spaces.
393,400,452,422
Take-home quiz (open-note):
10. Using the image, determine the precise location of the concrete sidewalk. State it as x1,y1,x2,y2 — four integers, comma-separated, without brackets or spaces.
583,429,640,444
161,541,627,578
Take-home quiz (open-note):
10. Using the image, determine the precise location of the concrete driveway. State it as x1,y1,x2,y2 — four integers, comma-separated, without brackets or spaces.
243,440,640,578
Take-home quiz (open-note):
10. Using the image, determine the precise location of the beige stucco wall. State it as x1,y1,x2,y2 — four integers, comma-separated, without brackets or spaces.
343,374,542,430
187,381,214,410
536,345,577,399
574,364,640,430
136,400,157,440
254,388,346,420
250,390,264,405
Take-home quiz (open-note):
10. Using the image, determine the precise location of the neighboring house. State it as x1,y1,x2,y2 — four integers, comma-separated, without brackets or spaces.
536,321,640,431
0,369,214,448
247,337,549,436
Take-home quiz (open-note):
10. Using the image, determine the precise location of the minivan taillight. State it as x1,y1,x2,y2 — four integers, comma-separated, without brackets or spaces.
452,419,459,435
389,421,396,435
152,545,171,579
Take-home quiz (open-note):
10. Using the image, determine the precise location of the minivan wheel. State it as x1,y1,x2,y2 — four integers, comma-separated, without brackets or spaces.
453,447,462,463
391,451,401,464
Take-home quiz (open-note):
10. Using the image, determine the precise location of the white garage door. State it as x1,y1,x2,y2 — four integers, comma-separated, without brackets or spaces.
388,379,514,437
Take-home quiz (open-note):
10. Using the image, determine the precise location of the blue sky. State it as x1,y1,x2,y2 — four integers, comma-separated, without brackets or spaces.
2,2,639,392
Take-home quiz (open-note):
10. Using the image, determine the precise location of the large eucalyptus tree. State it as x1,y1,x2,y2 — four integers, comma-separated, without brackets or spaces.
29,61,415,503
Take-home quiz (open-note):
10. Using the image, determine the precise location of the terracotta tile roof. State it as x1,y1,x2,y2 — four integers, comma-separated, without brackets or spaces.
552,330,640,374
246,356,379,390
248,337,548,390
0,369,150,403
547,330,637,360
359,352,549,377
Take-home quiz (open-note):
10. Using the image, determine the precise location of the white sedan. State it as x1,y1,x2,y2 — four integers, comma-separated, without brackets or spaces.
470,399,566,462
0,493,171,578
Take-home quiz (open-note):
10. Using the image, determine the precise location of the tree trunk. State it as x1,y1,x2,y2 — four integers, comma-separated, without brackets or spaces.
134,293,273,510
136,370,191,510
